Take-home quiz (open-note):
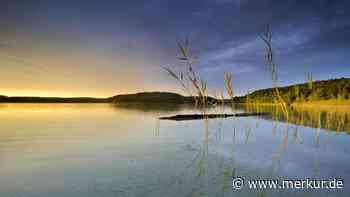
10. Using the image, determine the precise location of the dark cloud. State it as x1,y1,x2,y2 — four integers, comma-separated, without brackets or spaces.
0,0,349,94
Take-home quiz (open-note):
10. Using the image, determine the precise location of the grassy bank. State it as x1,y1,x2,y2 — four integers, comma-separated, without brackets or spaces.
291,100,350,111
234,99,350,109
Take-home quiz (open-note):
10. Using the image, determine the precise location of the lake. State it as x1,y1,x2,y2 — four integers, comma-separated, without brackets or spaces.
0,103,349,197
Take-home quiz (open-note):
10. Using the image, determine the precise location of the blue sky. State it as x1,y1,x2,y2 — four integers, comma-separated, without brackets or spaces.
0,0,349,96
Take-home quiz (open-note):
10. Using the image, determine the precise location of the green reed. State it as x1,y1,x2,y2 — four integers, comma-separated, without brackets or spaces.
164,37,209,108
260,25,289,121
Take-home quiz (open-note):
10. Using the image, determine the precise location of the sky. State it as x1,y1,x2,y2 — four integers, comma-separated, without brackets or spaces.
0,0,349,97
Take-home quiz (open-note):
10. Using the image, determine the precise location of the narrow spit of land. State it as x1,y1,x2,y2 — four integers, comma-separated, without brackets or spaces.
159,112,269,121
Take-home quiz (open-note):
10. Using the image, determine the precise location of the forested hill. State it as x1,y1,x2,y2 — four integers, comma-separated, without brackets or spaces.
234,78,350,103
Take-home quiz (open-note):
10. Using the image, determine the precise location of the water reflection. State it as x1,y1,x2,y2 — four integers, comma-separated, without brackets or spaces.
232,104,350,133
157,104,350,196
111,103,186,113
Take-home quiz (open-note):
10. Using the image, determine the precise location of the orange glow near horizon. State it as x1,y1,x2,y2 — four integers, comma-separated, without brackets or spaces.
0,89,109,98
0,36,180,98
0,84,182,98
0,89,167,98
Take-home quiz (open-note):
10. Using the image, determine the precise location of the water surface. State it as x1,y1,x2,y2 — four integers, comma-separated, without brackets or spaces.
0,103,349,197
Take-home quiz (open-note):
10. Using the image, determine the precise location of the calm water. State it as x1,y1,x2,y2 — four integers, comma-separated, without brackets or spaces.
0,103,349,197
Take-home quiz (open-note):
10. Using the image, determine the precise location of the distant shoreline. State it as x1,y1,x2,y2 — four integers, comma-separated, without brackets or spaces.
1,77,349,104
0,96,110,103
1,96,349,107
0,92,215,104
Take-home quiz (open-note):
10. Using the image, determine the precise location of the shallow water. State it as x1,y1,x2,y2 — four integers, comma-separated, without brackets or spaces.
0,103,349,197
